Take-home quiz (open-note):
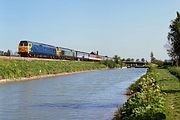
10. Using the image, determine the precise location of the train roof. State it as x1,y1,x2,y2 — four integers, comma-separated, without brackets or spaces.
20,40,56,48
76,50,90,54
60,47,90,54
60,46,104,56
60,47,76,51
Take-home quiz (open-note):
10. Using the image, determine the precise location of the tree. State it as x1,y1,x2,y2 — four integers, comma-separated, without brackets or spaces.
150,52,155,63
136,59,140,62
131,58,134,62
101,60,116,68
7,50,11,56
0,50,4,56
113,55,123,68
4,49,12,56
126,58,131,62
167,12,180,66
141,58,145,62
113,55,121,64
121,58,126,61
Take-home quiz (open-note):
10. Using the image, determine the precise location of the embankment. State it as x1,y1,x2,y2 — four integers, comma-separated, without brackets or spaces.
0,59,107,83
156,67,180,120
114,65,180,120
113,65,166,120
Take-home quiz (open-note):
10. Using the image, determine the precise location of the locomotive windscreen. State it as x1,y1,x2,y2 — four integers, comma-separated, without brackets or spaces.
19,41,28,46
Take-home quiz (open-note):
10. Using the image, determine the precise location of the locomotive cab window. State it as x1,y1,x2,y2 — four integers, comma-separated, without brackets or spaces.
19,41,28,46
19,43,23,46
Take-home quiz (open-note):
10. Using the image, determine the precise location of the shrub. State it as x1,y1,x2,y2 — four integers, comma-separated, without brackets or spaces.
101,60,117,68
168,67,180,79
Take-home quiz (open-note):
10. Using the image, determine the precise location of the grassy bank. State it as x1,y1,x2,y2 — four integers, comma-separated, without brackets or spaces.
114,65,180,120
0,59,106,80
114,66,166,120
155,68,180,120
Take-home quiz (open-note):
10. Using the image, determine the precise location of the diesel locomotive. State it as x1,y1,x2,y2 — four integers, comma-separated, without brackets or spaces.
18,40,108,61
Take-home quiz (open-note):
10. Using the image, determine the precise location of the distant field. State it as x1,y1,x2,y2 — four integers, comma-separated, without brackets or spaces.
0,59,106,81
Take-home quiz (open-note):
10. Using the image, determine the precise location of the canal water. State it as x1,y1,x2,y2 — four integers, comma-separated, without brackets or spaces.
0,68,147,120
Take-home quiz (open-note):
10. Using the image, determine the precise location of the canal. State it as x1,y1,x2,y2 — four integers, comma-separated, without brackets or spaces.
0,68,147,120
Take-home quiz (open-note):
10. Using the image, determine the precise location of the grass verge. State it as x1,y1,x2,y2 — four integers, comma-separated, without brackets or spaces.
0,59,106,80
155,68,180,120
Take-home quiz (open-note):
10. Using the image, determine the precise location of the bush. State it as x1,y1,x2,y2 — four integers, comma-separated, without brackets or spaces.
101,60,117,68
168,67,180,79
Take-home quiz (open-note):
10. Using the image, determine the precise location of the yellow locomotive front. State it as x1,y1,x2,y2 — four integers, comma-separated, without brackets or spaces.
56,47,61,58
18,41,31,57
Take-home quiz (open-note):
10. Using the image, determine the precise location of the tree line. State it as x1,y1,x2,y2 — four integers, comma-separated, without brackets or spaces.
0,49,19,56
101,55,147,68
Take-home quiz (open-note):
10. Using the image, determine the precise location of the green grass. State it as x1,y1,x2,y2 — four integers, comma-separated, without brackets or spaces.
168,67,180,79
0,59,106,80
154,68,180,120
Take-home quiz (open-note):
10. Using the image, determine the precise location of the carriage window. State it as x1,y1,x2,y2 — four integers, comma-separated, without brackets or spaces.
19,42,28,46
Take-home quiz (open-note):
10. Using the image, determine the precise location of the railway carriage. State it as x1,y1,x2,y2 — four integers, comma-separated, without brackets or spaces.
76,51,90,61
89,54,103,61
60,47,76,60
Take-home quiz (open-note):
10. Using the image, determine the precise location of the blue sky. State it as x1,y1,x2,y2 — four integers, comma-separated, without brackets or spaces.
0,0,180,60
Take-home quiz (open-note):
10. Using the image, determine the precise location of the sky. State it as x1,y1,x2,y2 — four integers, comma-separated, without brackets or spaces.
0,0,180,61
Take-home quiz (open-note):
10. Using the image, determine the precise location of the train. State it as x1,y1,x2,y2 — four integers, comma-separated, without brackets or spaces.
18,40,110,61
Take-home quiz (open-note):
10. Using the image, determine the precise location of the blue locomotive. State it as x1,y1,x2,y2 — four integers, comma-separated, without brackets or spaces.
18,40,108,61
18,41,61,58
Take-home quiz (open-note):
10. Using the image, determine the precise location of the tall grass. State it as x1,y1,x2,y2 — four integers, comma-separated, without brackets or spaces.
0,59,106,80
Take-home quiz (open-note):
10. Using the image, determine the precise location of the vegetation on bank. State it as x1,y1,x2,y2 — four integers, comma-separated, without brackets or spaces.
114,65,166,120
101,55,147,69
0,55,129,80
156,67,180,120
168,67,180,79
114,64,180,120
0,59,106,80
101,60,118,68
